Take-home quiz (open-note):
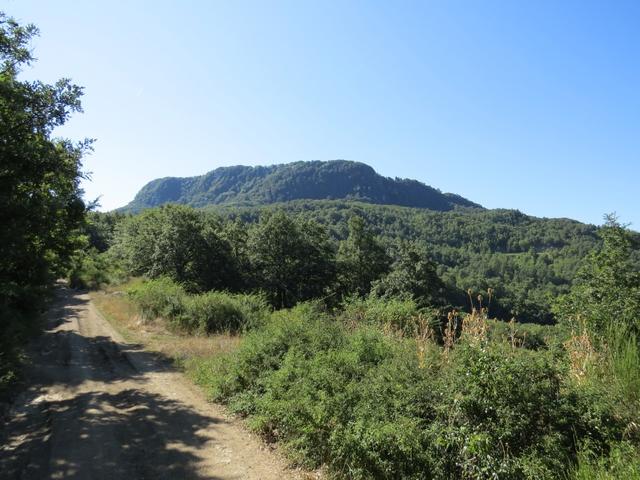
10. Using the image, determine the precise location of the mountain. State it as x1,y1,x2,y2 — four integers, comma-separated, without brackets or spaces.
121,160,482,213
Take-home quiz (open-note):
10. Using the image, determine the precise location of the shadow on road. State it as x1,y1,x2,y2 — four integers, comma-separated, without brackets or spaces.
1,389,225,479
0,288,228,480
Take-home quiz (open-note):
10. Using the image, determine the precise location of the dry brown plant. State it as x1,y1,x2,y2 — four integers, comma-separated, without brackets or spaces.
461,307,489,346
563,318,597,382
414,313,435,368
443,310,459,355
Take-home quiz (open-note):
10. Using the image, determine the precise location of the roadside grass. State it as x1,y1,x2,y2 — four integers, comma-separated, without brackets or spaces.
92,278,639,479
91,280,324,480
90,280,240,371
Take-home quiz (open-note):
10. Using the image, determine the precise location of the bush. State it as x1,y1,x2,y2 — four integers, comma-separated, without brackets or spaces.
201,302,344,405
67,249,113,290
180,291,269,334
607,328,640,410
127,278,269,334
487,319,563,350
128,277,187,321
248,327,396,466
195,307,618,479
340,294,425,334
430,344,600,478
571,442,640,479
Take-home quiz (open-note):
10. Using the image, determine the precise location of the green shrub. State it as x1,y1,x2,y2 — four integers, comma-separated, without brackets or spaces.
127,278,269,334
431,345,585,478
571,442,640,479
196,306,620,479
203,302,344,405
607,328,640,409
321,343,441,479
340,294,425,334
180,291,269,334
127,277,187,321
67,249,112,290
248,327,396,466
327,342,616,479
487,319,564,350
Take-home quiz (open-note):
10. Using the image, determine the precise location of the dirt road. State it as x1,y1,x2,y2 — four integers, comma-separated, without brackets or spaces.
0,287,301,480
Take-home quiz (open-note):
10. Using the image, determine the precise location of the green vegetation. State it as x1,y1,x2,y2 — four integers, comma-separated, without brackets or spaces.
186,299,619,479
554,214,640,337
97,199,626,323
572,442,640,479
122,160,480,213
214,200,613,323
0,13,88,394
127,278,269,334
247,211,336,307
117,213,638,478
3,11,639,479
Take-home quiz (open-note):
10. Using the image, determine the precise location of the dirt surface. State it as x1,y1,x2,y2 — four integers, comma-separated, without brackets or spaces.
0,287,304,480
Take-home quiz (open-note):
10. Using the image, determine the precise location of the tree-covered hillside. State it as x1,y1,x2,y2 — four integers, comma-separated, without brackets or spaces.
122,160,481,212
210,200,603,323
91,200,622,324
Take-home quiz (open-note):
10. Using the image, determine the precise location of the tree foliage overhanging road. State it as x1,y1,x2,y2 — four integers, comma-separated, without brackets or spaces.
0,12,89,391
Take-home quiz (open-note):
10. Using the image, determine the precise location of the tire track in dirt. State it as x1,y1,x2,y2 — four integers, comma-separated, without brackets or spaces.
0,287,305,480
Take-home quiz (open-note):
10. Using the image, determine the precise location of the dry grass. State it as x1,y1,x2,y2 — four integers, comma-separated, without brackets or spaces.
443,310,459,354
414,313,434,368
563,321,597,383
436,290,492,360
90,284,240,364
461,308,488,346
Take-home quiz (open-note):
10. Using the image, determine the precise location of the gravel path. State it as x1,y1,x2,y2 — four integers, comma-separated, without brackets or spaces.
0,287,300,480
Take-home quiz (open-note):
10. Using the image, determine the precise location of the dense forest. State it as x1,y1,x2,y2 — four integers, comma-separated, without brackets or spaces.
212,200,610,323
86,200,617,324
122,160,481,213
3,11,640,480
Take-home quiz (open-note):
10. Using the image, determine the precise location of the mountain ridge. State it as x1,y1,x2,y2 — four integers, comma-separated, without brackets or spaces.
121,160,482,213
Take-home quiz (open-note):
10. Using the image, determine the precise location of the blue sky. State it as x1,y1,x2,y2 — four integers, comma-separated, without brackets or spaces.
5,0,639,227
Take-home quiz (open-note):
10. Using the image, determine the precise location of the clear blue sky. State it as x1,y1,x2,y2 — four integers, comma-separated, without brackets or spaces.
5,0,639,227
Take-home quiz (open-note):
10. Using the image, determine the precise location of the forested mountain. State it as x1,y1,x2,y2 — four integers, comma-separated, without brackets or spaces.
121,160,481,212
96,198,616,323
209,200,603,322
116,160,628,323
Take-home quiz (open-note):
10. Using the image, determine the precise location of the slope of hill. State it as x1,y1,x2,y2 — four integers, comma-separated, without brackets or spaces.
121,160,481,212
208,199,601,323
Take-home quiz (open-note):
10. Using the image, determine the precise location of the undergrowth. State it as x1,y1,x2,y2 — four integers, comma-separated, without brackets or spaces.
124,277,639,479
191,297,624,479
127,277,269,334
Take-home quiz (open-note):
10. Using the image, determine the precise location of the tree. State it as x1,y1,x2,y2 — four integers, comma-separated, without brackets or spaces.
371,241,447,307
113,205,237,292
221,218,252,290
248,211,336,307
85,211,126,252
0,12,88,311
554,214,640,336
0,12,89,388
336,215,391,297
